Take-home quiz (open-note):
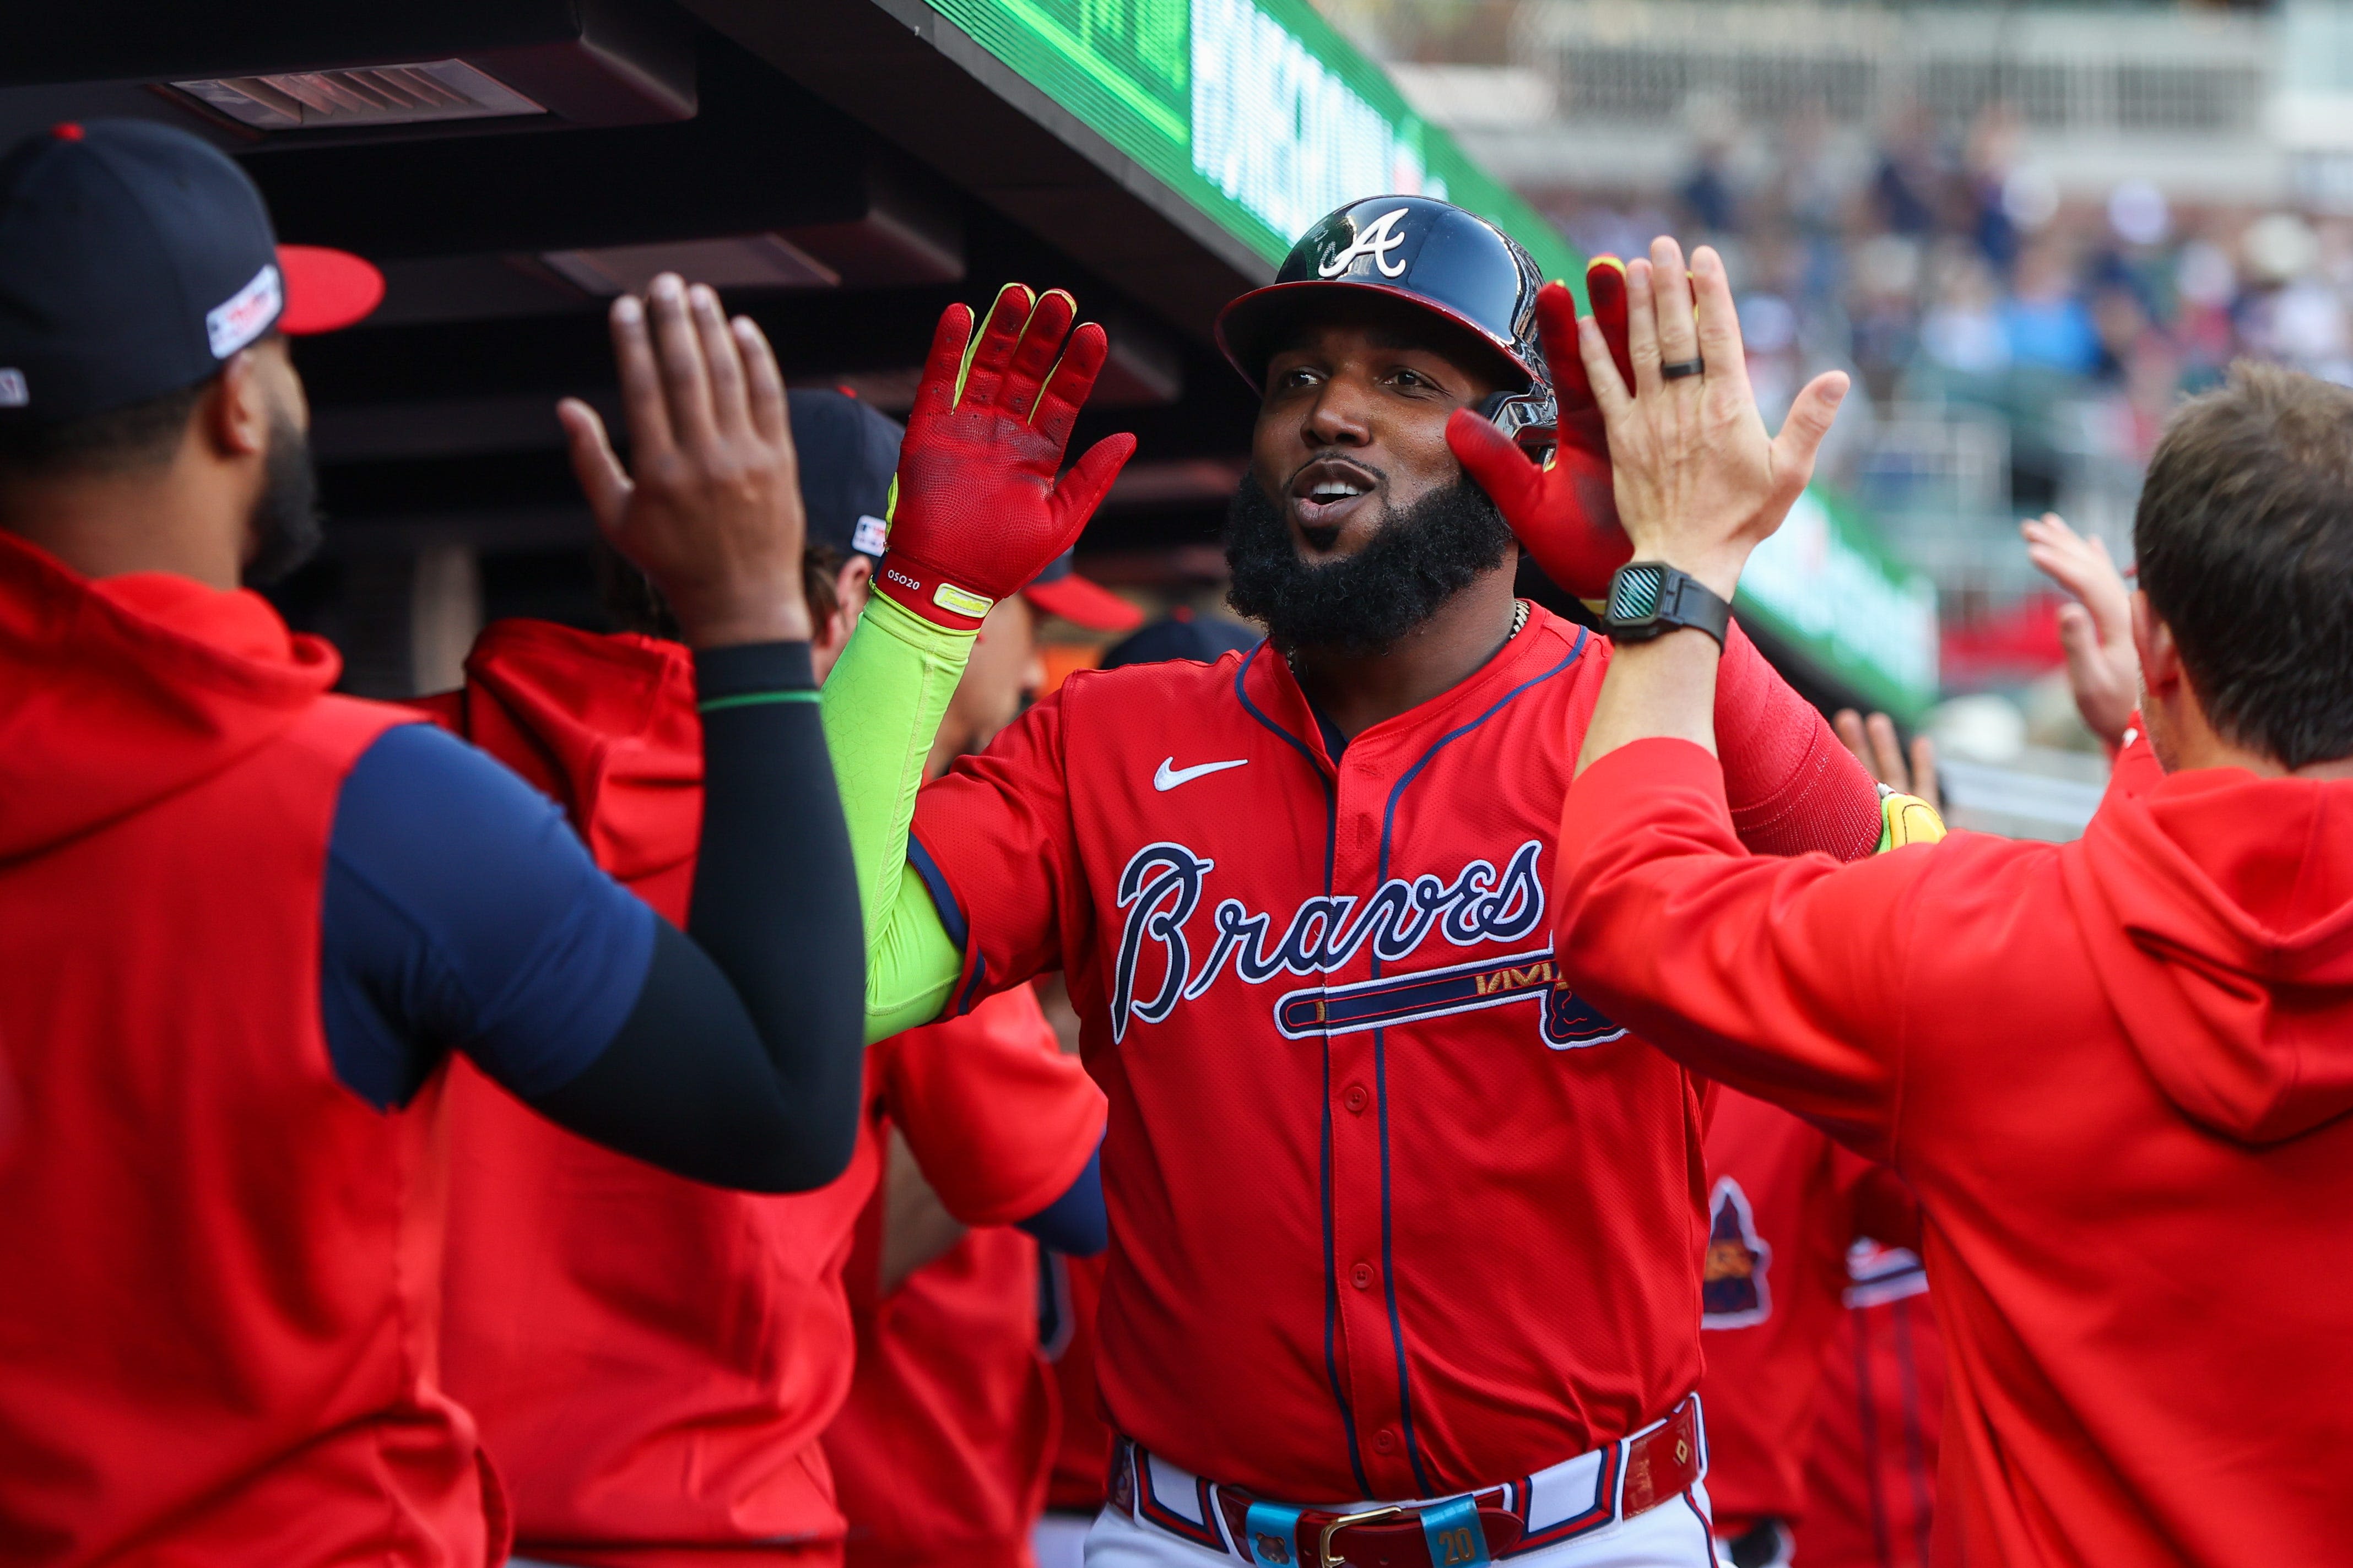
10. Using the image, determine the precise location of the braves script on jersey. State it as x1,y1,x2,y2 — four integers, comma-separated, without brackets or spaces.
912,605,1730,1504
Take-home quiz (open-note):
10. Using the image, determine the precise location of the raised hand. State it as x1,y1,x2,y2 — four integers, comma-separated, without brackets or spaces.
1576,236,1847,600
2022,512,2139,747
1445,257,1635,599
559,273,809,649
875,283,1137,632
1833,708,1941,815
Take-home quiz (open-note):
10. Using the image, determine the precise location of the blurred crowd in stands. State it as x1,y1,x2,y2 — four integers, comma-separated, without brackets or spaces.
1551,104,2353,514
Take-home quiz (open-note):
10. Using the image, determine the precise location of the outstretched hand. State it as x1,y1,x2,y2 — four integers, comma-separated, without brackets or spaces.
2022,512,2138,747
1578,237,1847,600
560,273,809,650
1833,709,1941,815
875,283,1137,632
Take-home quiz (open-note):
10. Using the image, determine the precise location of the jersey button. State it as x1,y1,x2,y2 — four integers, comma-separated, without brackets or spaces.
1350,1262,1373,1290
1373,1429,1397,1454
1343,1083,1368,1114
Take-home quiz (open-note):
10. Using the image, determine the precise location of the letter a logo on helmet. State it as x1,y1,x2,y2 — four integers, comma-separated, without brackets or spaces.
1215,194,1556,453
1317,207,1411,279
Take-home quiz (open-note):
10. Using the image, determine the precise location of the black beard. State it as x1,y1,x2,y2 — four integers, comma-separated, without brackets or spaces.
241,409,321,587
1223,470,1514,655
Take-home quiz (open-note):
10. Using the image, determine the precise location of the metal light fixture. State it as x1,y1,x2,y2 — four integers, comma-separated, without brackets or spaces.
171,59,545,130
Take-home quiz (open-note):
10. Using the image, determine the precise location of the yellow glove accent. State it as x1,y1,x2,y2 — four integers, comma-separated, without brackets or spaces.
1875,789,1947,853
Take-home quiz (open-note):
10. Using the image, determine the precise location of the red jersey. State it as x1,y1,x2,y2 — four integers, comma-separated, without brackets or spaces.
825,988,1094,1568
0,536,496,1564
432,621,1101,1566
1797,1247,1943,1568
1558,737,2353,1566
1699,1089,1918,1536
910,607,1881,1500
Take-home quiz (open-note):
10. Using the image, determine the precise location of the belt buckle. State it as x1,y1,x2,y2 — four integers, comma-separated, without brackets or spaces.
1316,1506,1403,1568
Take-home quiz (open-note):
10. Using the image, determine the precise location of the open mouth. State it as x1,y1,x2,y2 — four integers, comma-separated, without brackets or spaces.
1288,458,1383,541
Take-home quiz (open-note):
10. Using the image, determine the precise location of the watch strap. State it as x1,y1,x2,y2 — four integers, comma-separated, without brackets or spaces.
1603,561,1732,648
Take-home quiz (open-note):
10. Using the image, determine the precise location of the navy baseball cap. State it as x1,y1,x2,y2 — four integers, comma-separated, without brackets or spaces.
787,388,900,562
0,119,383,425
1100,609,1260,669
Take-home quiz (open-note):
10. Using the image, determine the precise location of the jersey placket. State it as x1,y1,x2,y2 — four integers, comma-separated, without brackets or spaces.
1323,721,1428,1500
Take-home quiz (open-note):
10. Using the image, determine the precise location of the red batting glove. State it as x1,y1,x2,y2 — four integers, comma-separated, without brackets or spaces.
1446,258,1635,601
876,283,1137,631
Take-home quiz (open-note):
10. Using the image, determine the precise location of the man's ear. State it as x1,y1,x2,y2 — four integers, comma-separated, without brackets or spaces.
2130,589,2180,698
835,555,873,627
203,349,272,460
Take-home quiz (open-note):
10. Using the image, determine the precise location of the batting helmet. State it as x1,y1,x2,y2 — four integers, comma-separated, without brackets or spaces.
1214,195,1555,452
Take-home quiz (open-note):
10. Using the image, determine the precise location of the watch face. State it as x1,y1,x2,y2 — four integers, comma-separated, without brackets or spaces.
1610,563,1664,622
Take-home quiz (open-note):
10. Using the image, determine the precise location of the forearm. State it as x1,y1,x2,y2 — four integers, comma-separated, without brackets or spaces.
529,642,868,1191
1713,620,1884,859
820,594,977,1038
1577,629,1722,771
1579,619,1883,861
686,642,867,1181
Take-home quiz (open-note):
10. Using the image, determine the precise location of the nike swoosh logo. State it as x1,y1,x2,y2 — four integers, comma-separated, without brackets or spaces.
1154,756,1249,791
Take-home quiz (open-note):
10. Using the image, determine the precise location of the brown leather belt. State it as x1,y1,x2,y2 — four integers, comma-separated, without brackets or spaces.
1118,1397,1703,1567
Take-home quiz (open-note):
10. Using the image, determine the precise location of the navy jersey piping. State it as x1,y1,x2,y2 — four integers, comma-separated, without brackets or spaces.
1233,643,1372,1498
1370,626,1588,1492
1852,1311,1895,1562
1894,1297,1937,1567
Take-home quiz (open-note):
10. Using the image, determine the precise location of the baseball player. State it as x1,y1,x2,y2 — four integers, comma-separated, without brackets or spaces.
0,122,866,1565
426,389,1110,1568
1553,241,2353,1564
1696,1089,1923,1567
815,198,1911,1568
1795,1244,1942,1568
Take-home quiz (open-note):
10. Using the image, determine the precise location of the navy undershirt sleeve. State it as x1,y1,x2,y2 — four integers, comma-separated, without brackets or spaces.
320,723,656,1111
1016,1140,1106,1256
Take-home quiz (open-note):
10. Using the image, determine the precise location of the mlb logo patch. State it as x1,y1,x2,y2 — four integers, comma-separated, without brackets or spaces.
1701,1176,1772,1328
0,368,25,407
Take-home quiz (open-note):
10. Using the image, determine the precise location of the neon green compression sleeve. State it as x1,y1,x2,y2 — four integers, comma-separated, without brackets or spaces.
819,594,975,1043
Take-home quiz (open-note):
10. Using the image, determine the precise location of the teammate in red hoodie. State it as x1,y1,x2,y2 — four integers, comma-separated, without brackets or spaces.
0,122,872,1565
1553,235,2353,1566
428,388,1110,1568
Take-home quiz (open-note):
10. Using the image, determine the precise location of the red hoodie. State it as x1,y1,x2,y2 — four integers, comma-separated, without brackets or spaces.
428,620,1102,1568
0,531,500,1565
1557,737,2353,1567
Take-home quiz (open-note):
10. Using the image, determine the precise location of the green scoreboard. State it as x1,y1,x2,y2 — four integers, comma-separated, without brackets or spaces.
923,0,1585,284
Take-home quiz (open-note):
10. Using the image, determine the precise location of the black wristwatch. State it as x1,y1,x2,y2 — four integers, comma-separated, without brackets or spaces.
1602,561,1732,648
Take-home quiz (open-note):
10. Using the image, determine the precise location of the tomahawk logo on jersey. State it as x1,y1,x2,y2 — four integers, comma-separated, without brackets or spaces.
910,609,1731,1502
1702,1178,1773,1328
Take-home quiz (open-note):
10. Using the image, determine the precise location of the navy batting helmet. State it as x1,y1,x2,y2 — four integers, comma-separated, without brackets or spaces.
1214,195,1555,452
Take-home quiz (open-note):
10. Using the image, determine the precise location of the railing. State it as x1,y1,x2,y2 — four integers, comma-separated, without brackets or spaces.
1513,2,2274,136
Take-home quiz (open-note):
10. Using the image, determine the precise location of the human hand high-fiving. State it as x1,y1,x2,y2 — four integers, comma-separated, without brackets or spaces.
2022,511,2139,748
559,273,809,650
1445,257,1635,600
876,284,1137,632
1576,237,1847,601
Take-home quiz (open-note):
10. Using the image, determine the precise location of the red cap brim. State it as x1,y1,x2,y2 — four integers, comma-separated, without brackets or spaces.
276,244,384,335
1023,571,1144,632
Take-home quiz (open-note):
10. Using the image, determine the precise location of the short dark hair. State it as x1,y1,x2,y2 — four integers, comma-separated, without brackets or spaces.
0,376,209,480
2135,360,2353,768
